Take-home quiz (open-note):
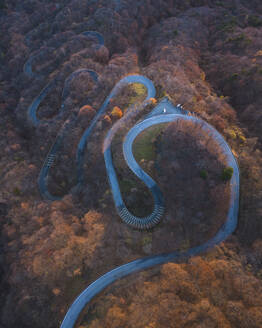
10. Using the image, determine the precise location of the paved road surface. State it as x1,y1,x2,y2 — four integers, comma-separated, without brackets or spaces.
60,98,239,328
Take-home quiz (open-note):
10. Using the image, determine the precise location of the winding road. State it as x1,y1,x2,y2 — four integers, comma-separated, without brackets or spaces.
25,29,239,328
37,74,156,201
60,96,239,328
26,31,103,199
23,30,104,79
36,68,99,199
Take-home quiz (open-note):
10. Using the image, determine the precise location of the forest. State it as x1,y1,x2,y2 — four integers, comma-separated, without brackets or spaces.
0,0,262,327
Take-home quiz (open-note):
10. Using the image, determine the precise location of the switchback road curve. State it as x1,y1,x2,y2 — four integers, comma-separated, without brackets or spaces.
23,11,239,328
37,75,156,201
23,30,104,79
60,98,239,328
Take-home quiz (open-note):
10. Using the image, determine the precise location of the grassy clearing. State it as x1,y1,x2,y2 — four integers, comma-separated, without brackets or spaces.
133,124,165,163
119,178,137,193
131,83,147,96
124,83,147,111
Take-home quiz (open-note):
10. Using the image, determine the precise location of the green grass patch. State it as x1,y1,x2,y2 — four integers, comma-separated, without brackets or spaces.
133,124,164,163
248,15,262,27
13,187,21,196
218,17,238,32
228,73,239,81
226,33,252,46
221,167,234,181
215,1,225,7
173,29,179,37
0,0,7,10
257,67,262,75
200,169,208,180
179,239,191,252
123,83,147,111
131,83,147,97
14,156,24,162
142,235,152,246
119,178,136,194
155,85,169,99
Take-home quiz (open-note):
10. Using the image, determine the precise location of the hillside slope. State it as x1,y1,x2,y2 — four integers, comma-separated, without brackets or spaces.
0,1,262,327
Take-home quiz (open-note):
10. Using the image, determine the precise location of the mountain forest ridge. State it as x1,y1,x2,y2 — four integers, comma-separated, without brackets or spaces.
0,0,262,327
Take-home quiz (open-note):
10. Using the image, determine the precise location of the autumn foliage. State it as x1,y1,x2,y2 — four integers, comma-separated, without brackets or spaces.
82,256,262,328
111,106,123,119
78,105,95,118
1,0,262,328
150,97,157,104
102,114,112,126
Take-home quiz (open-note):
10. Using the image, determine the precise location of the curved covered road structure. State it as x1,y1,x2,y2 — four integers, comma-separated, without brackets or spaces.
60,100,239,328
104,109,164,229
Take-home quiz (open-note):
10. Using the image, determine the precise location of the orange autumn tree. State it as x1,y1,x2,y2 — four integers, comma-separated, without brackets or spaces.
111,106,123,119
150,97,157,105
103,114,112,126
78,105,95,118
